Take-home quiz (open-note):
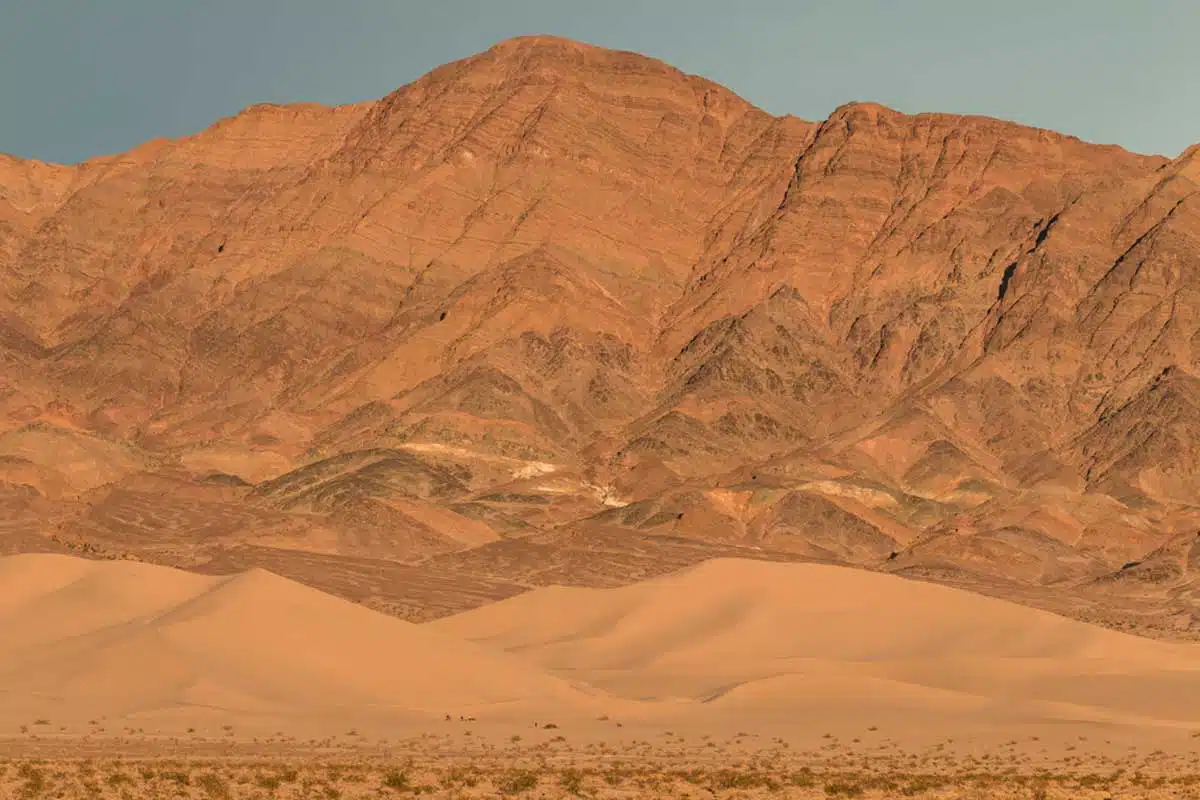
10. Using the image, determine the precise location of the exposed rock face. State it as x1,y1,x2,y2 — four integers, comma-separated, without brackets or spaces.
2,36,1198,634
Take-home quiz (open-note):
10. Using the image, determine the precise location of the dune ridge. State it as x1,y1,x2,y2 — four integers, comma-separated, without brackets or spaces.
3,552,1200,745
0,553,594,732
433,558,1200,732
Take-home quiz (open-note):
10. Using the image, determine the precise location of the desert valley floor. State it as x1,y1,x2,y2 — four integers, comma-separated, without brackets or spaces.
1,553,1200,798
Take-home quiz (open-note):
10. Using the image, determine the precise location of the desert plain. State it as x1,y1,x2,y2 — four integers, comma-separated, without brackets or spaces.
2,552,1200,797
2,34,1200,798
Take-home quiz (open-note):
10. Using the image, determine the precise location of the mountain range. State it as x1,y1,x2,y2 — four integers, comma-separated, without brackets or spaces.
2,35,1198,638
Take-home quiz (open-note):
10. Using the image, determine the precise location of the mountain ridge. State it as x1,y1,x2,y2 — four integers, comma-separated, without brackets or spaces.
2,34,1198,639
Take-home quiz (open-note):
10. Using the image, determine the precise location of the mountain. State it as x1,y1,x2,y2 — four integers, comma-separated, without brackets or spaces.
2,36,1198,637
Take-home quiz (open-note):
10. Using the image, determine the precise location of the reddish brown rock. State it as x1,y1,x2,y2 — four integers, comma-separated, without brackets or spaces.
1,36,1198,636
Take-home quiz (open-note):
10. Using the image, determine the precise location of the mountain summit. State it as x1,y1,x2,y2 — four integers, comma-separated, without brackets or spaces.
2,36,1198,637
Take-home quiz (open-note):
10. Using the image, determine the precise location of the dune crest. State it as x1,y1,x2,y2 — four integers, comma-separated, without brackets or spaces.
434,558,1200,731
3,553,1200,743
0,554,593,731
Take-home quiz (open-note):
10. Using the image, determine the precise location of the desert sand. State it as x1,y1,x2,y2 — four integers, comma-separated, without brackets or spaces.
434,558,1200,743
0,553,598,738
3,554,1200,797
3,553,1200,754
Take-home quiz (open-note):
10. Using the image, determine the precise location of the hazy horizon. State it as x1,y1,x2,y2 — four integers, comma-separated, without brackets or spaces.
2,0,1196,165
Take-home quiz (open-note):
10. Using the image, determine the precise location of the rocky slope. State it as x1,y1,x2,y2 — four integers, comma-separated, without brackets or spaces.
2,36,1198,635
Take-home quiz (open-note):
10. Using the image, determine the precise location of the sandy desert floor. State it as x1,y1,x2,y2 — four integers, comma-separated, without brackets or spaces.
2,553,1200,797
2,735,1200,798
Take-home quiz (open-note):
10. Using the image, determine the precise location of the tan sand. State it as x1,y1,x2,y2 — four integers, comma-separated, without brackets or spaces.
2,553,1199,756
0,553,595,736
432,558,1200,742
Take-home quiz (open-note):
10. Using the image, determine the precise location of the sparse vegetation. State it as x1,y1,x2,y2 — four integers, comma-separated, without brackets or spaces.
196,772,231,799
559,767,586,795
0,735,1196,799
497,768,539,795
16,763,45,799
381,768,410,791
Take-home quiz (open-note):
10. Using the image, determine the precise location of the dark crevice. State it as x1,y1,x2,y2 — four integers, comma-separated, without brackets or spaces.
997,262,1017,301
1032,212,1060,249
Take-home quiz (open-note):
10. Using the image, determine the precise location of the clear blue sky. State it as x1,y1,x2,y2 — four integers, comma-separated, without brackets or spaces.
2,0,1196,164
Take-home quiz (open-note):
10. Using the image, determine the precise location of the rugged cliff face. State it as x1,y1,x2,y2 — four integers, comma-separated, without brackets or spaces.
2,36,1198,634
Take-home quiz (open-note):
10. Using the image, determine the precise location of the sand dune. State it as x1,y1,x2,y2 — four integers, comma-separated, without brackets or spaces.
0,554,593,733
433,558,1200,733
4,553,1199,746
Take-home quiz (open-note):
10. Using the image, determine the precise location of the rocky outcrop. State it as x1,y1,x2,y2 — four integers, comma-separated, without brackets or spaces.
2,36,1198,634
